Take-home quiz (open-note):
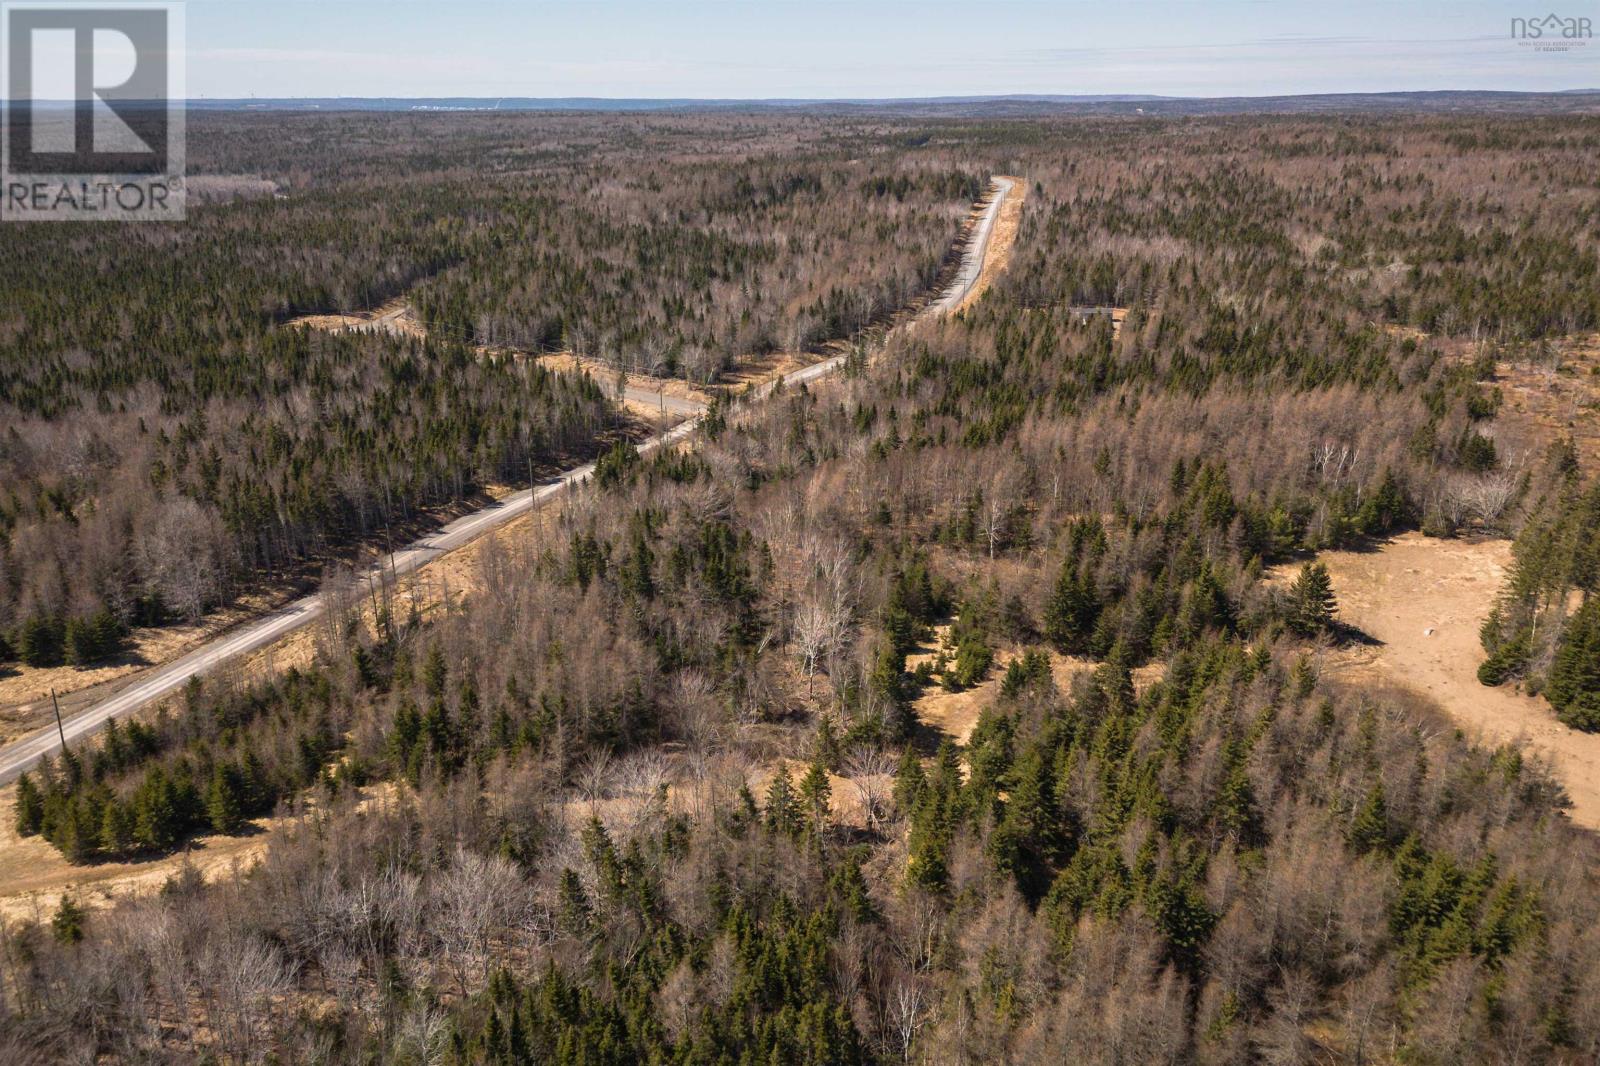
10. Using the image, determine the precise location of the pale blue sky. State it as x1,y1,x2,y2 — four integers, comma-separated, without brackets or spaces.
183,0,1599,98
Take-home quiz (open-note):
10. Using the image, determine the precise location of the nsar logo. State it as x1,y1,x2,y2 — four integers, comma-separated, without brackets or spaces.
1510,12,1593,51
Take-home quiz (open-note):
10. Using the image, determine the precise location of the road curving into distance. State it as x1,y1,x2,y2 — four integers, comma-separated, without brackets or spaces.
0,175,1016,787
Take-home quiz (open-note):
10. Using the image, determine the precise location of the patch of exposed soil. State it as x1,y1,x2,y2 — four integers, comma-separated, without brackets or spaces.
908,624,1159,749
285,297,426,340
536,351,714,407
1272,532,1600,829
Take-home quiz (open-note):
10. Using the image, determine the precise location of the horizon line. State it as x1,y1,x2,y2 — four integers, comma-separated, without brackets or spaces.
183,87,1599,101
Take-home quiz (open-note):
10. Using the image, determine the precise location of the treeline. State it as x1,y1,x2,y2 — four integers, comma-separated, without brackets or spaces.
0,113,980,665
409,161,978,381
1,334,617,663
1479,440,1600,726
1004,115,1600,342
12,668,354,862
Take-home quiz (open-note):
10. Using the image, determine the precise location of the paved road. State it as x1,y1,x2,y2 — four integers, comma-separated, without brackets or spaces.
0,175,1015,787
931,176,1014,313
614,382,705,418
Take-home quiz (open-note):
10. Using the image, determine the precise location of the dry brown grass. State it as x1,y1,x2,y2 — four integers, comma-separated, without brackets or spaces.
0,780,396,920
908,623,1159,749
1489,334,1600,470
1269,532,1600,829
0,589,298,745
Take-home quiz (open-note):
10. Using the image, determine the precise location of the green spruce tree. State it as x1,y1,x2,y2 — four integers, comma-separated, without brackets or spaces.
1547,598,1600,730
798,758,833,834
1287,561,1338,636
764,766,802,838
1044,562,1099,656
206,762,247,834
14,772,43,836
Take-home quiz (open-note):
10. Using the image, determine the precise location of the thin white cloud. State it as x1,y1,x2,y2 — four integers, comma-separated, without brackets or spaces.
181,2,1596,98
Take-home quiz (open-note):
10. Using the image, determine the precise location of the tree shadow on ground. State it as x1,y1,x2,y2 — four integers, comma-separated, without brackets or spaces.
1332,620,1385,648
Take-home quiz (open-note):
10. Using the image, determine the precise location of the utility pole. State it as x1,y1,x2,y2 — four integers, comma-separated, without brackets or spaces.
367,571,382,639
50,688,67,755
383,519,406,631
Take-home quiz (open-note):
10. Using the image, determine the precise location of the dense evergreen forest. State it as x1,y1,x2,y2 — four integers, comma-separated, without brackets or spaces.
0,113,977,665
4,111,1600,1064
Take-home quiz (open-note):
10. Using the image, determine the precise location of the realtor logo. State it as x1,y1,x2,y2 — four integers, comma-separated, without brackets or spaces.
2,2,185,221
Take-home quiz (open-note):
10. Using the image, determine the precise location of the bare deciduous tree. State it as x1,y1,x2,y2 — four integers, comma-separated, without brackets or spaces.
134,497,233,622
204,933,293,1064
1458,471,1519,527
889,977,929,1061
844,747,897,832
433,848,523,996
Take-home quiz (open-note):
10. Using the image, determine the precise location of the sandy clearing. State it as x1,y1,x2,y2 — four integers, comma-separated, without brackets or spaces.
287,297,425,338
537,351,713,406
1273,532,1600,829
908,624,1159,749
904,624,994,745
916,678,1001,748
285,297,427,340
